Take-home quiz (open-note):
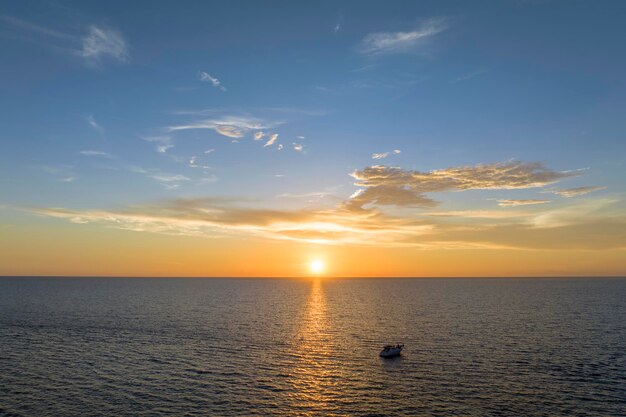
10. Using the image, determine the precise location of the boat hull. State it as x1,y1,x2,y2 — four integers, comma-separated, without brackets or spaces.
379,348,402,358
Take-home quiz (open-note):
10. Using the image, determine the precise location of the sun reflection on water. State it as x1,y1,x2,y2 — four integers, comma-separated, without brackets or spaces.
288,279,343,413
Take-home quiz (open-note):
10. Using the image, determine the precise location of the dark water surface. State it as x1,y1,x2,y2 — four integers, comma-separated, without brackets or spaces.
1,278,625,416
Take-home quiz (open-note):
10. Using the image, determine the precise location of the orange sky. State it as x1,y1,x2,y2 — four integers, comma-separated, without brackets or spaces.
1,215,624,277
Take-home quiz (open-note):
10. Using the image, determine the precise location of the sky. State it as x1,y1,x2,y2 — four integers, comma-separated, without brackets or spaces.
1,0,625,277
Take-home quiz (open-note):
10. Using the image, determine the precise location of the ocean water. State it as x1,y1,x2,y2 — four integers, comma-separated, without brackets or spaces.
0,278,625,416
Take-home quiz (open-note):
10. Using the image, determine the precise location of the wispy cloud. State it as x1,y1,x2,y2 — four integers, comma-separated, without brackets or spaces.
0,15,75,41
453,69,487,83
143,136,174,153
157,144,174,153
79,150,112,158
497,199,551,207
277,190,340,203
345,161,577,211
40,165,77,183
168,115,278,139
254,131,266,141
149,174,190,189
293,143,304,152
126,165,210,190
85,115,104,134
1,17,128,66
264,134,278,147
548,186,607,198
372,149,401,160
80,25,129,64
359,18,448,55
199,71,226,91
188,156,211,169
334,23,341,34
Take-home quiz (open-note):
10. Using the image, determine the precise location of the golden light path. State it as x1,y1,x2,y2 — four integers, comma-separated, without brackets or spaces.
289,279,339,412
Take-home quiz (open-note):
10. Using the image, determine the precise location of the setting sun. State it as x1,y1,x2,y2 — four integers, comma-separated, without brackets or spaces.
309,259,325,275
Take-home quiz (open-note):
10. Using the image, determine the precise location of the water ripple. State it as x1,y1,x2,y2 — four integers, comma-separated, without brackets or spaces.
0,277,625,416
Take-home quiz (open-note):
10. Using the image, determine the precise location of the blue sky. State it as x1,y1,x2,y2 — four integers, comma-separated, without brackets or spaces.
1,0,626,272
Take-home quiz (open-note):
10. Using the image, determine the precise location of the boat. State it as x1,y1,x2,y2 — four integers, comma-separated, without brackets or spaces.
379,344,404,358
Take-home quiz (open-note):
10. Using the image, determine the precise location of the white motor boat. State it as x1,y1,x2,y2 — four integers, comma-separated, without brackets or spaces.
379,344,404,358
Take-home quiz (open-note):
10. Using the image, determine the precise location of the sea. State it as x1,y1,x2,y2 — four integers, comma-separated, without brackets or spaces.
1,277,625,416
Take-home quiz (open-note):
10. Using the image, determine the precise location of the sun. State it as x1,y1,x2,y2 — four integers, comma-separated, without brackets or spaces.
309,259,325,275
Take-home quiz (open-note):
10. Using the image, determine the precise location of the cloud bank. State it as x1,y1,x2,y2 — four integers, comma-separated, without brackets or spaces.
23,160,622,251
345,161,576,210
27,195,626,250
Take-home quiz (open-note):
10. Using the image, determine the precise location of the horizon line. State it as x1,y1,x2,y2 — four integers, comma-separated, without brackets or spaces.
1,275,625,279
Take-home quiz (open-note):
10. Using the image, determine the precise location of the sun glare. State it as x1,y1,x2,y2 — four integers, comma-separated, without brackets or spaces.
309,259,325,275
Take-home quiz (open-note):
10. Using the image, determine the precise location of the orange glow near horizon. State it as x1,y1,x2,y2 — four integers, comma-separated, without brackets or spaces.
0,217,625,277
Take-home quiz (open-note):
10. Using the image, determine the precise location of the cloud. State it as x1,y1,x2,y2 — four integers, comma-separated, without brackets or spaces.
277,144,284,151
80,25,129,64
264,134,278,147
25,194,626,251
26,198,434,246
215,125,245,138
334,23,341,34
426,209,535,220
527,197,620,229
128,166,191,189
79,150,112,158
157,144,174,153
168,115,278,139
204,148,215,154
360,18,448,55
19,155,621,251
254,132,266,141
549,186,607,198
40,165,77,183
0,15,75,42
188,156,211,169
372,150,400,160
454,69,487,83
199,72,226,91
345,161,577,211
148,174,190,189
293,143,304,152
497,199,551,207
86,115,104,134
143,136,174,153
1,17,128,67
277,191,339,203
